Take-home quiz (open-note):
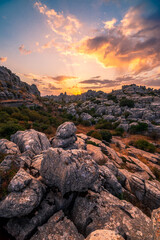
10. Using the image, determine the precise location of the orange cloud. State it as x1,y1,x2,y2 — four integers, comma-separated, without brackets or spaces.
19,45,32,55
104,18,117,29
76,6,160,75
34,1,82,42
0,57,7,62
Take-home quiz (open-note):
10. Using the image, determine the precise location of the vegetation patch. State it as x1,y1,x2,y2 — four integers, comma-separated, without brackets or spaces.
129,139,156,153
129,122,148,134
87,130,112,142
120,97,135,108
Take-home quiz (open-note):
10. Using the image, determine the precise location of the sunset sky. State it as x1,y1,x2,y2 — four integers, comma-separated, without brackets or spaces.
0,0,160,95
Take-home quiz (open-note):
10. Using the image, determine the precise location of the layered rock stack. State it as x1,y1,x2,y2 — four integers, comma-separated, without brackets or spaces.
51,121,77,149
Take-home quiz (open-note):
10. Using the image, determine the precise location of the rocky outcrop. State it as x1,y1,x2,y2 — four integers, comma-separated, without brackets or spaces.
86,230,124,240
0,169,45,218
11,129,50,155
30,210,84,240
40,148,99,195
0,66,40,101
0,139,20,155
51,122,77,149
71,190,153,240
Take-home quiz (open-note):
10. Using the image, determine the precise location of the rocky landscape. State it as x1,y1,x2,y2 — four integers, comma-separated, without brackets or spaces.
0,121,160,240
0,67,160,239
0,67,40,108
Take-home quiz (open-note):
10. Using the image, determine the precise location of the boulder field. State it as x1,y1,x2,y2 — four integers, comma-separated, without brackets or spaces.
0,121,160,239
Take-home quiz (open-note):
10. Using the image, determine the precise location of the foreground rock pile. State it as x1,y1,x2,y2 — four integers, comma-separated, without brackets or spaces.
0,122,160,239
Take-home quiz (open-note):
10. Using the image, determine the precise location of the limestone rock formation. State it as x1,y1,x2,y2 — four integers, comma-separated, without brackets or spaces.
30,210,84,240
0,139,20,155
11,129,50,155
40,147,99,195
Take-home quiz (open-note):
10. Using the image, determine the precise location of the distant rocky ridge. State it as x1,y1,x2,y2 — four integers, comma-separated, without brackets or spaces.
0,66,40,104
0,122,160,239
44,84,160,138
45,84,160,103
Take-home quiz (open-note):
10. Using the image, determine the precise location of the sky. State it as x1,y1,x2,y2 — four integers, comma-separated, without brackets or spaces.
0,0,160,95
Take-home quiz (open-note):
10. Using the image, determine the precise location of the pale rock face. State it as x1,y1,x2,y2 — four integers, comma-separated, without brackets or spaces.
11,129,50,155
56,121,77,139
80,112,93,121
0,170,45,218
85,229,124,240
40,148,99,195
51,122,77,149
87,144,107,165
8,168,32,192
71,190,153,240
0,139,20,155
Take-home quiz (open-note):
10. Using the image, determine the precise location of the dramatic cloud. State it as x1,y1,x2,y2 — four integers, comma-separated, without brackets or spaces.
77,6,160,75
19,45,32,55
104,18,117,29
34,1,82,42
22,73,77,84
0,57,7,62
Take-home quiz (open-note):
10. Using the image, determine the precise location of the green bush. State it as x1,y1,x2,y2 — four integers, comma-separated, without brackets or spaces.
0,122,25,139
130,122,148,134
130,139,156,153
95,120,113,130
113,127,124,137
0,111,10,123
120,97,134,108
91,131,102,140
87,130,95,136
107,94,118,103
99,130,112,142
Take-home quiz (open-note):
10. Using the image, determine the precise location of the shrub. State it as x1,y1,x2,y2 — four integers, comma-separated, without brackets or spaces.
86,140,99,147
130,139,156,153
95,120,113,130
129,122,148,134
107,94,118,103
99,130,112,142
120,97,134,108
87,130,95,136
113,127,124,137
0,112,10,123
0,122,24,139
91,131,102,140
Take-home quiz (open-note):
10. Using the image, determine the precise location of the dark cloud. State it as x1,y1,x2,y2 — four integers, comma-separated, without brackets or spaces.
48,83,61,90
80,79,113,84
78,5,160,74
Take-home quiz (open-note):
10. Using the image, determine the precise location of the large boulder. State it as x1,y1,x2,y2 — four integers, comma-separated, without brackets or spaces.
31,210,84,240
51,122,77,149
5,192,56,240
71,190,153,240
56,122,77,139
0,139,20,155
0,169,45,218
40,148,99,195
85,229,124,240
11,129,50,155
